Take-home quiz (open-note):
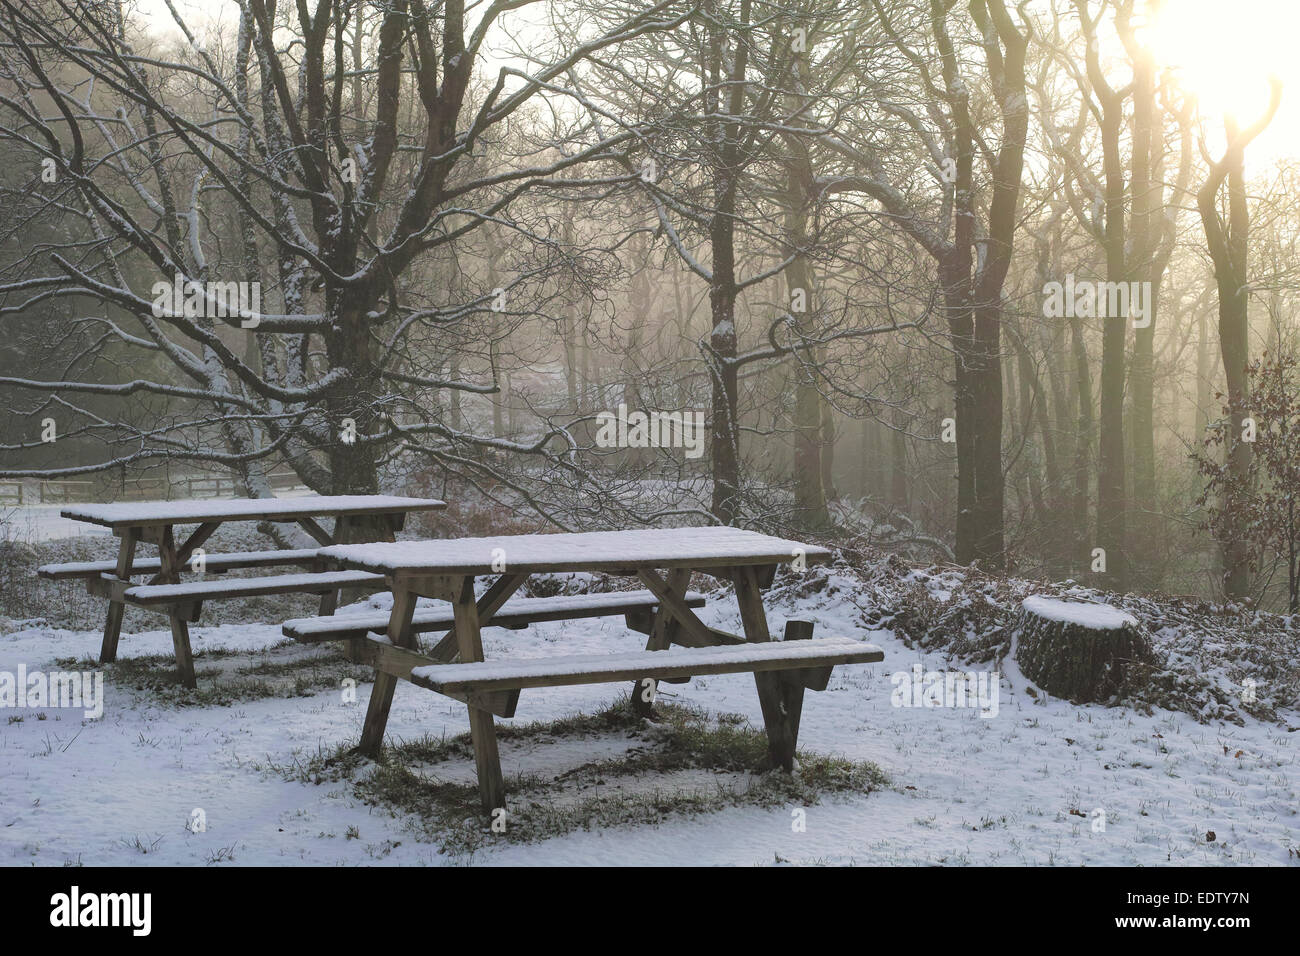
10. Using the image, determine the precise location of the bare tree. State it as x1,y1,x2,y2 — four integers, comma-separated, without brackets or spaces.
1195,75,1283,599
821,0,1031,569
0,0,690,527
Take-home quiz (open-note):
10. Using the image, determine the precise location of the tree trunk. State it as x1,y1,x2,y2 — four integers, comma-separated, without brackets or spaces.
1097,102,1129,592
970,301,1005,567
1197,110,1270,601
1195,306,1211,439
708,180,740,525
890,408,908,511
1070,314,1093,575
1128,42,1158,551
706,0,750,527
1015,596,1153,703
947,285,978,564
784,31,828,530
820,396,837,503
787,235,827,527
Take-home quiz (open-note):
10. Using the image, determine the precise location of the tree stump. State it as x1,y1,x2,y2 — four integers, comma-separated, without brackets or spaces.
1014,597,1153,703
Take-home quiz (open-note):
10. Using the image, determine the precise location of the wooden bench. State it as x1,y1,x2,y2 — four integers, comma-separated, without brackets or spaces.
356,620,881,767
282,589,707,643
38,548,326,581
285,589,707,677
410,639,871,694
115,570,386,606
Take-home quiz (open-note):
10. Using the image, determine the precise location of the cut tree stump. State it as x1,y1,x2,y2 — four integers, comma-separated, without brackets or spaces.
1014,596,1153,704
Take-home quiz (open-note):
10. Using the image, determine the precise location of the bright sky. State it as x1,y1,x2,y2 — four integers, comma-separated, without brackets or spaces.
129,0,540,74
1136,0,1298,162
131,0,1299,165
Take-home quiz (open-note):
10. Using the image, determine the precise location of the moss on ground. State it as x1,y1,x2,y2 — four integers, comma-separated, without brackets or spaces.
54,645,367,708
270,698,886,860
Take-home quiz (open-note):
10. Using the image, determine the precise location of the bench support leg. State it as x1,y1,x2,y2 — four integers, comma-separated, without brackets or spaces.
101,602,127,664
315,515,346,619
358,587,418,757
629,567,691,717
449,575,505,814
733,565,802,772
467,706,505,815
428,572,526,663
99,530,139,664
325,514,399,661
153,525,200,688
170,614,197,689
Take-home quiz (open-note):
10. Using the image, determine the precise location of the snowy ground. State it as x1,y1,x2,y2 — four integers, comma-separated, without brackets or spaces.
1,487,315,544
1,506,113,545
1,573,1296,866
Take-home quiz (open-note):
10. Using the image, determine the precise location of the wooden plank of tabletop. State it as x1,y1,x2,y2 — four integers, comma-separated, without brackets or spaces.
60,495,447,529
319,526,832,577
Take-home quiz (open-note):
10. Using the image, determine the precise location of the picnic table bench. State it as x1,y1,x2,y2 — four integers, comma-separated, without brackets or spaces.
39,495,445,687
294,527,883,813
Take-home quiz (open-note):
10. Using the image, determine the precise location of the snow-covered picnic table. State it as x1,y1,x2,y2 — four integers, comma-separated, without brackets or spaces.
309,527,882,813
315,526,831,575
59,494,446,530
43,495,446,686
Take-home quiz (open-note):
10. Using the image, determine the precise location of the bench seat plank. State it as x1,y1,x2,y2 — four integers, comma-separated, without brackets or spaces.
282,590,708,642
407,636,883,694
122,569,384,604
38,548,326,580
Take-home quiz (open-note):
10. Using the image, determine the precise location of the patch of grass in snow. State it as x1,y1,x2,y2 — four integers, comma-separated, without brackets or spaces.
118,833,164,855
273,699,886,860
55,645,368,707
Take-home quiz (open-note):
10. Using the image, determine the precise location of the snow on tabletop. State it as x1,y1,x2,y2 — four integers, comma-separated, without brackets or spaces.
319,526,832,574
283,589,707,635
410,636,879,684
60,494,446,526
1021,595,1137,630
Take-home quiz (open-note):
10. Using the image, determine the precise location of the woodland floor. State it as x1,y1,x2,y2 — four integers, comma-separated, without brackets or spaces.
1,549,1295,866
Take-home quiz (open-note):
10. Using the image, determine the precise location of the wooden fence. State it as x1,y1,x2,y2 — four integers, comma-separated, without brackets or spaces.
0,472,308,505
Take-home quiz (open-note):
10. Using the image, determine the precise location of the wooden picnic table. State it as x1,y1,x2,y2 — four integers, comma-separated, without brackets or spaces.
56,495,446,685
318,527,882,813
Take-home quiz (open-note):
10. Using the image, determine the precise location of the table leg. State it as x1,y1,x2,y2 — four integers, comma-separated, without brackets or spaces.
170,614,197,689
449,575,506,814
158,525,199,689
317,515,348,616
629,567,692,716
427,571,526,663
324,514,399,660
358,585,418,757
733,564,802,772
99,528,139,664
147,521,219,584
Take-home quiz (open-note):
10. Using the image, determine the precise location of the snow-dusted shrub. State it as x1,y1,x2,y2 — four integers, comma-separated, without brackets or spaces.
768,546,1297,725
